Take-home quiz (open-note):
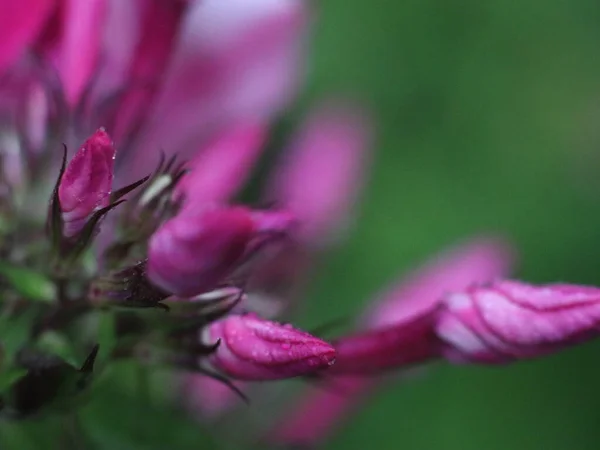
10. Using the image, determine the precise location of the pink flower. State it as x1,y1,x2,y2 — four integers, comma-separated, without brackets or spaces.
58,128,115,237
204,314,336,380
147,206,256,297
436,280,600,364
265,103,371,246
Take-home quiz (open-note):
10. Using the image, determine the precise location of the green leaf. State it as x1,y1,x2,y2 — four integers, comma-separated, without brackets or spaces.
0,263,56,303
37,332,79,367
0,368,26,393
96,311,116,370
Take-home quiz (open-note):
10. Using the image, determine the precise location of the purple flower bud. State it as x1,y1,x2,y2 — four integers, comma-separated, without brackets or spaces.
329,314,439,375
147,206,256,297
58,129,116,237
436,280,600,364
204,314,336,380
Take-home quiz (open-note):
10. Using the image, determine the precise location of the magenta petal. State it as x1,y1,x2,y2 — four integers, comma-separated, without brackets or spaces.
364,236,516,329
120,0,307,183
0,0,54,73
181,374,246,420
267,376,369,447
206,314,336,380
109,0,187,143
174,122,267,210
437,280,600,363
147,206,256,297
48,0,107,106
330,314,439,374
58,128,115,236
266,103,371,246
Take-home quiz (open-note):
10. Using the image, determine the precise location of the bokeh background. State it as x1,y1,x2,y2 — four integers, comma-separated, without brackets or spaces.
5,1,600,449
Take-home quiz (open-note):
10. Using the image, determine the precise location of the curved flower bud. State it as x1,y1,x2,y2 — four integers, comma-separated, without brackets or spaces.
58,128,116,237
174,122,267,210
265,103,371,246
147,206,255,297
436,280,600,364
204,314,336,380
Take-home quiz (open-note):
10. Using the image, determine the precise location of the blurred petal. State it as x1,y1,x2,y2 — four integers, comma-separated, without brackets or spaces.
174,122,267,208
37,0,107,106
364,236,516,328
108,0,188,144
121,0,308,182
266,103,371,246
0,0,54,73
267,376,369,447
182,374,245,420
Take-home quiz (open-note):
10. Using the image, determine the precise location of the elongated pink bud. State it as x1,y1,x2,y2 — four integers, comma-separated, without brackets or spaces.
266,236,515,447
329,314,439,375
436,280,600,364
175,122,267,211
328,236,516,375
58,128,116,237
147,206,255,297
205,314,336,380
266,104,370,246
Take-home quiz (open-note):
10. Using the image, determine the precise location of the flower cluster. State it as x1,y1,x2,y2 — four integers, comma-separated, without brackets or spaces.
0,0,348,420
1,1,600,449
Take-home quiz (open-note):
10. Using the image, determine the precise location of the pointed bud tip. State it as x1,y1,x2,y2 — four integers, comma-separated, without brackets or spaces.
57,129,117,237
205,314,336,380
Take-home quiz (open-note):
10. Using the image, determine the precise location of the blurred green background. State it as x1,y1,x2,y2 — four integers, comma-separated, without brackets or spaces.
305,1,600,449
5,0,600,449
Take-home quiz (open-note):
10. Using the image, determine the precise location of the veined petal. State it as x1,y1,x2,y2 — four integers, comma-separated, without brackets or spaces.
437,280,600,363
